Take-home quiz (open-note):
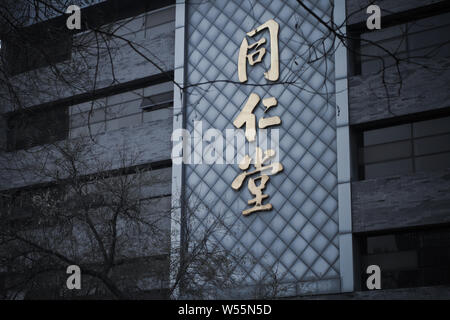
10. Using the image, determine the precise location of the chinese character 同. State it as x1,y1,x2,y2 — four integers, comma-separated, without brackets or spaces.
238,19,280,83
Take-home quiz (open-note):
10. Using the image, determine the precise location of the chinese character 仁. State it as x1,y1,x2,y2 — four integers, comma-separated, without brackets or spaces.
233,93,281,142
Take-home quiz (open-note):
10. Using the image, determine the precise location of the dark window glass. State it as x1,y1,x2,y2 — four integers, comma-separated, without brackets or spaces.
358,227,450,290
3,25,72,75
358,115,450,179
363,140,412,164
0,186,66,230
353,12,450,76
414,134,450,156
141,91,173,111
364,159,413,180
415,152,450,172
413,116,450,137
363,123,411,146
6,106,69,151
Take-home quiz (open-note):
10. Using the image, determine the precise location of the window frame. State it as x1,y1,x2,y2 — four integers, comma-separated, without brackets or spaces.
347,4,450,77
353,111,450,180
356,225,450,291
141,91,173,112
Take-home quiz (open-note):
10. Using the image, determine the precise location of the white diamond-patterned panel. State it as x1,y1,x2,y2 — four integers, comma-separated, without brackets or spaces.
184,0,339,295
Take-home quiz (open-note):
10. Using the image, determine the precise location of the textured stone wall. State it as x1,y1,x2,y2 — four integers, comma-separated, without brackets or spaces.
352,168,450,233
293,285,450,299
348,58,450,125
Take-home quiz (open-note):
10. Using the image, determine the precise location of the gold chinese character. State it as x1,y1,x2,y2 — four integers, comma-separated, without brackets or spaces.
232,147,283,216
233,93,281,142
238,19,280,83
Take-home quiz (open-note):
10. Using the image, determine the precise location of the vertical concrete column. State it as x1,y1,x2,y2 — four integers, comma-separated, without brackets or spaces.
334,0,354,293
170,0,186,298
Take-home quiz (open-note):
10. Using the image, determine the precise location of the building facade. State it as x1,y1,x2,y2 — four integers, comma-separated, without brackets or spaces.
0,0,449,299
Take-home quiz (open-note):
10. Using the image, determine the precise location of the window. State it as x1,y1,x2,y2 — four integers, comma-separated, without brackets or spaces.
141,91,173,111
350,11,450,76
358,227,450,290
3,25,72,75
0,191,33,219
6,105,69,151
357,115,450,179
0,186,66,231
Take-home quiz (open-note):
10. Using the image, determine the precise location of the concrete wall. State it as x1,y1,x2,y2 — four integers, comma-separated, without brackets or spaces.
346,0,450,299
294,284,450,299
0,6,175,190
352,168,450,233
0,4,175,297
346,1,450,232
0,5,175,112
346,0,450,124
348,57,450,125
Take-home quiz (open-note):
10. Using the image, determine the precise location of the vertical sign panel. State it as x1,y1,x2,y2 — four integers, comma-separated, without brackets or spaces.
182,0,340,297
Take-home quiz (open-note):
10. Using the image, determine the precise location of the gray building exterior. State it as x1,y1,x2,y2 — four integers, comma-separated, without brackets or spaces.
0,0,449,299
